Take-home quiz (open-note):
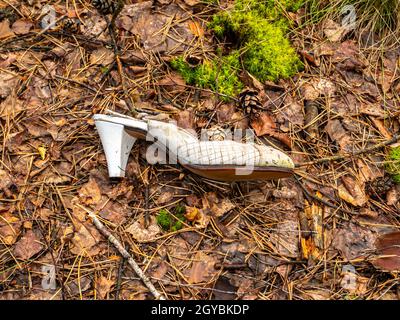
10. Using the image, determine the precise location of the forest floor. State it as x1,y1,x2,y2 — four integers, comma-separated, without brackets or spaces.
0,0,400,300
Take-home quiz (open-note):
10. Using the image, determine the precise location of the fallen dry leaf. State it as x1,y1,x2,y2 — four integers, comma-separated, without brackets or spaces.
11,19,34,35
202,192,235,218
70,223,102,256
95,276,115,299
372,232,400,271
125,217,161,242
251,112,292,147
0,20,14,39
323,19,349,42
301,78,336,101
14,230,43,260
187,252,217,284
78,177,102,206
332,221,376,260
0,212,22,245
325,119,353,152
338,175,368,207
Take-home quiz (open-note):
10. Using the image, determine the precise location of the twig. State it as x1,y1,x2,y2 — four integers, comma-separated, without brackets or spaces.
77,204,166,300
296,132,400,167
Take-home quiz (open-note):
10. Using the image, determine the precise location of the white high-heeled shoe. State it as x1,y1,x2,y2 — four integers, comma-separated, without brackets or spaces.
93,113,294,181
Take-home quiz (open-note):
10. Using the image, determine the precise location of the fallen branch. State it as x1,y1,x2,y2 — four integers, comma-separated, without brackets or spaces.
76,204,166,300
296,132,400,167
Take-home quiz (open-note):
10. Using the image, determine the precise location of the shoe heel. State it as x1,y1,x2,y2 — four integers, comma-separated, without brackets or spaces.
95,120,137,178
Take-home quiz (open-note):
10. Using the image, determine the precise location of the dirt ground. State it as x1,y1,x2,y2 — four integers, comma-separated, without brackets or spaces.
0,0,400,300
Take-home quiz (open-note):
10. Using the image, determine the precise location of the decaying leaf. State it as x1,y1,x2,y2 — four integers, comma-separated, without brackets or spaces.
202,192,235,218
0,212,22,245
323,19,349,42
95,276,115,299
14,230,44,260
187,252,217,284
78,177,102,205
301,78,336,101
125,217,161,242
332,221,376,260
338,175,368,207
372,232,400,271
70,223,102,256
325,119,353,152
251,112,292,147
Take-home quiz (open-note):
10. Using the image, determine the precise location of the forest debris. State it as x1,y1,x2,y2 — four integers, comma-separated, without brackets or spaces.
125,217,161,242
78,177,102,206
65,277,92,296
323,19,349,42
70,223,102,256
301,78,336,100
202,192,235,218
332,221,376,260
304,100,319,141
96,276,115,299
372,232,400,271
251,112,292,147
0,71,18,98
338,175,368,207
90,48,114,66
117,2,194,53
13,230,43,260
270,220,299,258
0,20,14,39
0,212,22,245
187,252,217,284
325,119,353,152
11,19,33,35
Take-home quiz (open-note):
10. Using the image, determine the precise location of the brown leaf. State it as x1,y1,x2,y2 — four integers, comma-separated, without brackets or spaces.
125,217,161,242
90,48,114,66
301,78,336,101
14,230,43,260
373,232,400,271
78,177,102,205
251,112,292,147
339,175,368,207
0,20,14,40
187,252,217,284
323,19,349,42
95,276,114,299
325,119,353,152
11,19,33,35
0,71,18,98
202,192,235,218
332,221,376,260
70,223,102,256
0,212,22,245
270,220,299,258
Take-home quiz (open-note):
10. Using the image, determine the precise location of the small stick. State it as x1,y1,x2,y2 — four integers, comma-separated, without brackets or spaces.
296,132,400,167
77,204,166,300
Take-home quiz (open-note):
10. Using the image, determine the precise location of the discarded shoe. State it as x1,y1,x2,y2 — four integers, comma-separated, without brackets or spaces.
93,113,294,181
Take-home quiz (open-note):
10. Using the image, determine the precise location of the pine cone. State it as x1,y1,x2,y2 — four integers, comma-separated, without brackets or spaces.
60,18,80,33
238,88,262,118
92,0,124,16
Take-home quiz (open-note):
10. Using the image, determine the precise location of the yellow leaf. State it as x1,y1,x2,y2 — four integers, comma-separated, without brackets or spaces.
37,146,46,160
184,206,200,222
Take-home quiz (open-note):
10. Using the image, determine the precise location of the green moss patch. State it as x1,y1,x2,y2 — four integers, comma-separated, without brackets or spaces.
171,0,303,100
386,147,400,183
156,205,187,232
171,52,243,100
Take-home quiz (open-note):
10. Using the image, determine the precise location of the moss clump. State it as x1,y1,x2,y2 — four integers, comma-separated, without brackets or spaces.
156,205,187,232
208,0,303,82
386,147,400,183
171,51,243,100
